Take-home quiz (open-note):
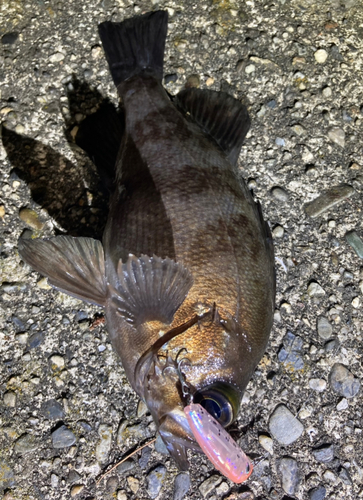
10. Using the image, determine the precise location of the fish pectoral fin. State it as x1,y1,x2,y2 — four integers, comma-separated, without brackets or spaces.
175,88,251,166
18,236,107,306
112,254,193,326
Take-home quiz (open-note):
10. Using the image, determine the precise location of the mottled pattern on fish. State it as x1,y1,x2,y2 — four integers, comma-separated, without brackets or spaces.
18,10,275,473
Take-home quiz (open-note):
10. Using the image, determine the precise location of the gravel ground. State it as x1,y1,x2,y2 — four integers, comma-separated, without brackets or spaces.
1,0,363,499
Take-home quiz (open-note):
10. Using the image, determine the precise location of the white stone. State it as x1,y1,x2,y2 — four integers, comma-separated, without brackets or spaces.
309,378,327,392
50,355,65,370
328,128,345,148
95,424,112,463
49,52,65,63
337,398,348,411
352,297,360,308
245,64,255,74
314,49,328,63
259,435,274,454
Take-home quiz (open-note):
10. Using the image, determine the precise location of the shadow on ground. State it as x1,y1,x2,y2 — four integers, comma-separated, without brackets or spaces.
2,76,124,240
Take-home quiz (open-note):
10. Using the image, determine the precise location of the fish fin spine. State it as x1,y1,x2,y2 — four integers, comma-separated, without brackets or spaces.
18,236,107,306
98,10,168,86
175,88,251,166
112,254,193,326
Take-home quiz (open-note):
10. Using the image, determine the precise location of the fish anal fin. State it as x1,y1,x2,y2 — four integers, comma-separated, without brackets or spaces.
18,236,107,306
175,88,251,165
112,254,193,327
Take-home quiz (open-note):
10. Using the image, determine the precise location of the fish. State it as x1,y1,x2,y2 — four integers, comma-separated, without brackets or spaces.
18,10,275,481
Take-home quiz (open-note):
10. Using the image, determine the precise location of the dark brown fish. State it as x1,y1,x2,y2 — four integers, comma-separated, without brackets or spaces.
19,11,275,475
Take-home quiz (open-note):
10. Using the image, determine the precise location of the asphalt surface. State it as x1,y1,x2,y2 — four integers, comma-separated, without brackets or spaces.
1,0,363,499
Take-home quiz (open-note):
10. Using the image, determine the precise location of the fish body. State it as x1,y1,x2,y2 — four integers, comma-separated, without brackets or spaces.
19,11,275,475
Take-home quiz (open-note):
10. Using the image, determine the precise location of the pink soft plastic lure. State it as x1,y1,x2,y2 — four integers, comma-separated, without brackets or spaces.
184,403,253,483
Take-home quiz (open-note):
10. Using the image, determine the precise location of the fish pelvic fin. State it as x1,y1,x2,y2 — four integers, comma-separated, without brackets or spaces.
98,10,168,87
18,236,107,306
175,88,251,166
111,254,193,327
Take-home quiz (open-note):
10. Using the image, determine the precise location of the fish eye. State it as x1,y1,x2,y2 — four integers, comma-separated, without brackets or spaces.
193,382,240,427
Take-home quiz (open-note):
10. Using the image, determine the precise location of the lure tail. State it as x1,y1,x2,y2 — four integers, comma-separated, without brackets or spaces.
98,10,168,87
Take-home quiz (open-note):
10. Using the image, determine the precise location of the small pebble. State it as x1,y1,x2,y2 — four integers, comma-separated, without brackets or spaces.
329,363,360,398
304,184,354,217
4,391,16,407
199,475,222,498
271,186,289,202
245,64,255,74
337,398,348,411
15,123,25,134
291,124,306,136
269,405,304,445
95,424,112,463
272,225,284,238
322,86,332,98
14,433,38,454
258,435,273,454
278,331,304,371
70,485,84,497
37,277,51,290
146,465,167,499
0,460,15,490
275,137,285,146
206,77,214,86
117,491,127,500
309,378,327,392
312,444,334,463
352,297,360,308
106,476,118,493
50,355,65,370
67,470,81,484
346,230,363,258
317,317,333,340
328,127,345,148
91,45,102,58
0,205,5,218
325,339,339,353
127,476,139,494
52,425,76,448
41,399,65,420
19,208,44,230
139,446,151,470
51,473,59,488
173,472,190,500
314,49,328,63
216,481,229,495
116,458,136,474
279,457,299,495
309,485,326,500
339,467,353,485
307,282,325,298
28,331,44,349
49,52,65,62
185,74,200,88
323,470,337,484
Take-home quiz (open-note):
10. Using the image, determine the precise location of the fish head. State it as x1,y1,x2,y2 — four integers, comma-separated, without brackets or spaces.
134,308,251,471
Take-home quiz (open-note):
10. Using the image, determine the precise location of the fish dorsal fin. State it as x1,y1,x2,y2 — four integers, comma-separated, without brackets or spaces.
175,88,251,165
18,236,107,306
112,254,193,326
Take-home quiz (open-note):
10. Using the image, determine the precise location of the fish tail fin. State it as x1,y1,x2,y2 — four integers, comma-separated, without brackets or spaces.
98,10,168,87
